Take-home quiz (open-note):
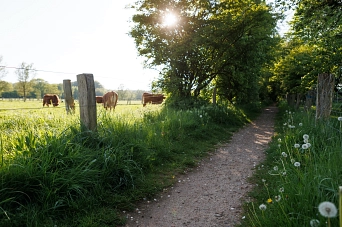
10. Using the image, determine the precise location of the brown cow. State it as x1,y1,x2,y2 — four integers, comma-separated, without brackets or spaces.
102,91,118,111
142,92,165,107
96,96,103,104
43,94,60,107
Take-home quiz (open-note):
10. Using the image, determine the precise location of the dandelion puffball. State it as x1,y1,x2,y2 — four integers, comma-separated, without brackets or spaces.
259,204,267,211
318,201,337,218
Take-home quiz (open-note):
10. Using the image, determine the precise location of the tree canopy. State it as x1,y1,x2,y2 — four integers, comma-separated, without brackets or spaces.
130,0,279,104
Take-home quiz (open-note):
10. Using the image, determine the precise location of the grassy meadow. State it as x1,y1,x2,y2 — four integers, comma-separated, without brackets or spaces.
240,101,342,227
0,98,259,226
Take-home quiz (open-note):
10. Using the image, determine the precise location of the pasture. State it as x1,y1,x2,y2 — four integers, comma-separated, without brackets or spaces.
0,99,254,226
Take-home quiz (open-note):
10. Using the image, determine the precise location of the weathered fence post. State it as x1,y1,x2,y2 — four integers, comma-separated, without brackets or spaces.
316,73,334,120
77,74,97,132
63,79,75,114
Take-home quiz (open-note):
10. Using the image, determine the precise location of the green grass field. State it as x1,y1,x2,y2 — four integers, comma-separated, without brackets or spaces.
0,99,256,226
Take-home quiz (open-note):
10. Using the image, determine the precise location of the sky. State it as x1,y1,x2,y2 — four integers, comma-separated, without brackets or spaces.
0,0,293,91
0,0,160,91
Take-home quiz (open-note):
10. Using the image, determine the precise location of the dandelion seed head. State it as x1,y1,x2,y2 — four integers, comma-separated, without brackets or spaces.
273,166,278,171
282,171,286,176
304,139,309,143
278,138,282,142
318,201,337,218
290,125,295,128
262,179,266,183
278,144,281,148
283,122,287,126
281,152,288,158
294,144,300,148
310,219,320,227
279,187,284,193
275,195,281,202
302,144,308,150
299,123,303,126
259,204,267,211
306,143,311,148
303,134,309,140
338,116,342,121
294,162,300,167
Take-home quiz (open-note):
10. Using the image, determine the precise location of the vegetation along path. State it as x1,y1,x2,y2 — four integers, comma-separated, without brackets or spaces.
123,105,278,227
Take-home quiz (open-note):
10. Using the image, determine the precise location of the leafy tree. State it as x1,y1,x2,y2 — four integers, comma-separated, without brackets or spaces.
32,78,49,98
15,62,36,101
130,0,278,104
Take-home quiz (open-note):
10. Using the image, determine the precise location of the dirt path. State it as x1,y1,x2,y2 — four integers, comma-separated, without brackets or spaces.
123,105,278,227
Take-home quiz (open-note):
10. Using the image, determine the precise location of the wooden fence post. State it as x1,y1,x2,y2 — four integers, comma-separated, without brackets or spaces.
316,73,334,120
63,79,75,114
77,74,97,132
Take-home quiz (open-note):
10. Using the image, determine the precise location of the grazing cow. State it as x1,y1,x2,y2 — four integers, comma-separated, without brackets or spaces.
96,96,103,104
102,91,118,111
142,92,165,107
43,94,60,107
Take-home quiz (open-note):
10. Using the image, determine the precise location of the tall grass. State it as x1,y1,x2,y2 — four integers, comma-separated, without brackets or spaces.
241,101,342,227
0,100,259,226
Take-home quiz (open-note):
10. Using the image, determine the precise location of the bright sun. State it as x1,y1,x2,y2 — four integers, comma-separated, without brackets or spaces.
163,13,177,27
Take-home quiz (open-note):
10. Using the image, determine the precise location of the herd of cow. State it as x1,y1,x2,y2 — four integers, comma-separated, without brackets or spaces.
42,92,166,110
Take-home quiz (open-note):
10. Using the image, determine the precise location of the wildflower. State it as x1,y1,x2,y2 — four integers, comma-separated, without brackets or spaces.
278,138,282,142
294,162,300,167
273,166,278,171
199,115,202,118
291,159,295,164
310,219,320,227
262,179,266,183
278,144,281,148
283,123,287,126
318,201,337,218
338,117,342,121
303,134,309,140
304,139,309,143
267,198,273,204
290,125,295,128
275,195,281,202
302,144,309,150
306,143,311,148
279,187,284,193
259,204,267,211
294,144,300,148
281,152,288,158
282,171,286,176
299,123,303,126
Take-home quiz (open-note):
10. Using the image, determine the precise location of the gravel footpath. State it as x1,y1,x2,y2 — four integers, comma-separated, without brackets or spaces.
122,105,278,227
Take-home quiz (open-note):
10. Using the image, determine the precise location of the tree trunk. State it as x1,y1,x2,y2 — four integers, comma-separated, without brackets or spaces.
316,73,334,120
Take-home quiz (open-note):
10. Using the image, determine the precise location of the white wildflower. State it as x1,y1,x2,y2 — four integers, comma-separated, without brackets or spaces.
318,201,337,218
273,166,278,171
302,144,309,150
279,187,284,193
259,204,267,211
294,162,300,167
310,219,320,227
281,152,288,158
294,144,300,148
303,134,309,140
299,123,303,126
338,117,342,121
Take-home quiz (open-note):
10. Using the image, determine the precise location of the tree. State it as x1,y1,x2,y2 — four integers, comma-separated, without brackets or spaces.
130,0,278,105
16,62,36,101
32,78,49,98
0,56,8,93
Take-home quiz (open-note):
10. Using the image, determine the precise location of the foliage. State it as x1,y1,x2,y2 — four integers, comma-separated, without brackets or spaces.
15,62,36,101
0,100,259,226
130,0,279,103
240,101,341,226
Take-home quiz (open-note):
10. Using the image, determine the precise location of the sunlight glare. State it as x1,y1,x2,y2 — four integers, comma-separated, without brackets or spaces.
163,13,177,27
